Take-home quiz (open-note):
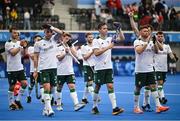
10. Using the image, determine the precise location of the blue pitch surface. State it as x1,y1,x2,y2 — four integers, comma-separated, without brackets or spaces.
0,75,180,121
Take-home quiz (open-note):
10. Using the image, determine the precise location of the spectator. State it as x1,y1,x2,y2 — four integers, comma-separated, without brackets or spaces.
42,0,54,16
95,0,102,21
91,9,97,30
4,6,11,29
155,0,164,14
24,8,31,30
0,11,3,29
100,9,107,23
10,7,18,25
107,0,117,16
169,8,177,30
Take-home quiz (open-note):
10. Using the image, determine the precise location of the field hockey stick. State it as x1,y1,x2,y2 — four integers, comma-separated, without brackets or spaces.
61,41,80,64
35,78,41,99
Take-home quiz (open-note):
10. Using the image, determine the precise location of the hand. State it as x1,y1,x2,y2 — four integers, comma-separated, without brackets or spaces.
33,71,38,81
66,39,73,47
173,53,179,62
42,24,53,30
108,42,114,49
20,40,28,48
111,35,117,43
128,12,134,17
152,35,156,44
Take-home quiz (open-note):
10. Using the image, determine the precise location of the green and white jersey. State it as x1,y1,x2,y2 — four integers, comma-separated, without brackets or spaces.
5,40,24,72
154,44,172,72
134,39,154,73
34,34,58,71
93,37,112,71
81,44,95,66
56,45,74,75
28,46,34,72
28,46,40,72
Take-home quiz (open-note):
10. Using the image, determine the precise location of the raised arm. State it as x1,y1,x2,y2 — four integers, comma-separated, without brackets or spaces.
128,12,140,37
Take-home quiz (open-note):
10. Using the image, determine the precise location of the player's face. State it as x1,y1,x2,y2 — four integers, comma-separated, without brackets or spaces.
63,35,71,43
87,35,94,44
44,29,53,39
11,30,19,40
140,28,149,39
157,34,164,43
99,25,108,36
34,37,42,43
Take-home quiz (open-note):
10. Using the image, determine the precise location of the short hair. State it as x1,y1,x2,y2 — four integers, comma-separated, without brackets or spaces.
97,22,107,30
147,24,154,31
139,25,149,30
33,35,42,40
85,32,92,38
156,31,164,35
62,32,71,38
9,26,17,33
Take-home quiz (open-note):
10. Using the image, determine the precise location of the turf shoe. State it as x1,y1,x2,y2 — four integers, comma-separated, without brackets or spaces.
74,103,85,111
160,97,168,104
156,106,169,113
56,105,63,111
82,98,89,104
9,103,18,110
112,107,124,115
141,104,153,112
91,106,99,114
15,100,23,110
26,96,31,103
134,107,143,114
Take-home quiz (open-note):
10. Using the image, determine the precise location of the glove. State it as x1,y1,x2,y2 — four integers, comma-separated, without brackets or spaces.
152,35,156,44
42,24,53,30
113,22,121,31
111,35,117,43
20,40,28,48
66,39,73,47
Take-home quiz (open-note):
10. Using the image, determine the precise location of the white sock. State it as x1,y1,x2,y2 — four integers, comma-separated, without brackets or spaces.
134,95,140,108
8,91,14,105
151,91,161,107
28,85,32,96
143,88,151,106
56,91,62,106
93,93,99,108
70,91,79,106
16,87,25,101
108,93,117,109
40,87,44,100
158,85,165,99
44,93,53,110
88,86,94,99
82,86,89,99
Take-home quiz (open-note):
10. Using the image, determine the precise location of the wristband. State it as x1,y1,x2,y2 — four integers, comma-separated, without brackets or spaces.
50,26,55,30
34,68,37,72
